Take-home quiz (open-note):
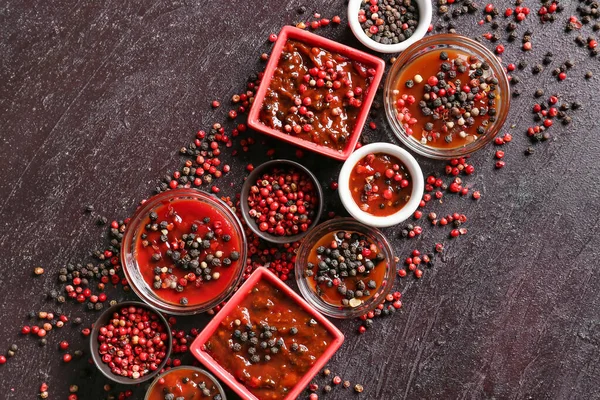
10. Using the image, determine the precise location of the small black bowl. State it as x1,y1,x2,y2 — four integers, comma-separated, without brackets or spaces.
240,159,324,244
90,301,172,385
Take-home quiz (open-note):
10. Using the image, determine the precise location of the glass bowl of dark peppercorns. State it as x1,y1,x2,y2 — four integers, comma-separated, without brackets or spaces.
121,189,247,315
384,34,511,159
295,218,396,319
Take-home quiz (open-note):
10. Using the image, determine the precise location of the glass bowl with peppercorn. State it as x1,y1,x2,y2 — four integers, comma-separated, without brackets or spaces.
144,366,227,400
121,189,247,315
338,142,424,228
347,0,432,54
384,34,511,159
240,159,324,244
295,218,396,319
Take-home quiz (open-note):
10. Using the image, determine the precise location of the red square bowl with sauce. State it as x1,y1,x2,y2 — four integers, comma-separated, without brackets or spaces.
248,26,386,161
190,267,344,400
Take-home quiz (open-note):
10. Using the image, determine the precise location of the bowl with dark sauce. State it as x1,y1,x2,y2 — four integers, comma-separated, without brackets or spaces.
248,26,385,161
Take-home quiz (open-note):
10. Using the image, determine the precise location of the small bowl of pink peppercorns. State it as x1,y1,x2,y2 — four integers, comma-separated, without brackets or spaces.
240,159,324,244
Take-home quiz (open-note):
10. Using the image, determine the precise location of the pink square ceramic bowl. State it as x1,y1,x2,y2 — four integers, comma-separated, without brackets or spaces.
248,26,386,161
190,267,344,400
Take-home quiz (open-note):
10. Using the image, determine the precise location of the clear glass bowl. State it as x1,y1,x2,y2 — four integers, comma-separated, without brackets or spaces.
295,218,396,319
384,34,510,159
121,189,247,315
144,366,227,400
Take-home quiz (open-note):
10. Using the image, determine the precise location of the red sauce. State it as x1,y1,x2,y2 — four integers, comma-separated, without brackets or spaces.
306,230,386,307
394,48,500,149
259,39,375,152
206,280,333,400
348,152,412,217
147,367,222,400
134,199,242,307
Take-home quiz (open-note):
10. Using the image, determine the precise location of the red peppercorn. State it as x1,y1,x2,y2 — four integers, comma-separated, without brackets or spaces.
495,161,506,169
0,355,6,364
450,229,460,238
21,326,31,335
495,150,505,159
59,341,69,350
495,44,505,54
268,33,278,42
63,353,72,363
414,269,423,279
358,326,366,334
472,191,481,200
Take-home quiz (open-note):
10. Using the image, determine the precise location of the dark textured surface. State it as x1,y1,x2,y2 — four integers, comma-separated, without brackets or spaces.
2,1,600,399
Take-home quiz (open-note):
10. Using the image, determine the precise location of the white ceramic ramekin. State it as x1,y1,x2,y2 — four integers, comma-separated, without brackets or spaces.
347,0,432,54
338,142,424,228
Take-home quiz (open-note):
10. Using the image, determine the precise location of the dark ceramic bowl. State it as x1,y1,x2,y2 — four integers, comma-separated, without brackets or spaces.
240,159,324,244
89,301,172,385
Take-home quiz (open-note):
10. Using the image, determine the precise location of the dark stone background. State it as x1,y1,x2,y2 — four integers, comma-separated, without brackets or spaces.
2,1,600,399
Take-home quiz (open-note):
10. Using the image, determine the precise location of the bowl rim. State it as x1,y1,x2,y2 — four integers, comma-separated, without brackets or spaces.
120,188,247,315
89,301,173,385
383,33,511,159
239,159,324,244
347,0,433,54
247,25,386,161
143,365,227,400
190,267,345,400
338,142,424,227
294,218,397,318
